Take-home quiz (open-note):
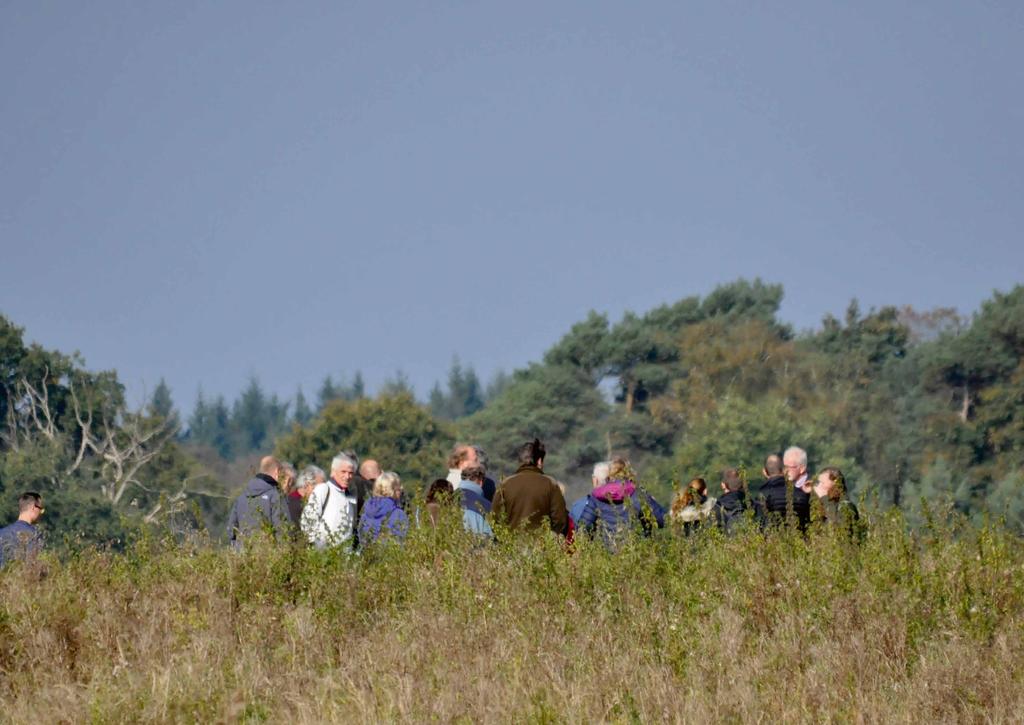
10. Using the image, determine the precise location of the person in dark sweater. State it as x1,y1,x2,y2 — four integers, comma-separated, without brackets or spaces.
712,468,748,534
0,491,45,567
754,454,811,531
491,439,567,534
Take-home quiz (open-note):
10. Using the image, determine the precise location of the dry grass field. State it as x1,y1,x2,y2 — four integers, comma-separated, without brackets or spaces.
2,507,1023,723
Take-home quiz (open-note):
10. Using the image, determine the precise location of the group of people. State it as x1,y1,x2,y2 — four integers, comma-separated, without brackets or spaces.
0,439,860,567
223,439,860,553
666,447,860,538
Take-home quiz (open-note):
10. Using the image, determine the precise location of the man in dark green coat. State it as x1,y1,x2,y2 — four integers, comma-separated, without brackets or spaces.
491,439,568,535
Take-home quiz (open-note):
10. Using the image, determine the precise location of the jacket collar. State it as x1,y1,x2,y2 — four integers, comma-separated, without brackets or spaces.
255,473,278,487
456,480,484,495
515,464,543,475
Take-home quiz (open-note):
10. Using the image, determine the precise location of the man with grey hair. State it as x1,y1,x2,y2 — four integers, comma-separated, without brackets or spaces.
783,446,811,493
287,465,325,528
569,461,611,525
301,454,358,549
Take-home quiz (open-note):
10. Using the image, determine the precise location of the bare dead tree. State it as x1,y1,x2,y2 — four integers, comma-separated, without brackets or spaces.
10,372,181,506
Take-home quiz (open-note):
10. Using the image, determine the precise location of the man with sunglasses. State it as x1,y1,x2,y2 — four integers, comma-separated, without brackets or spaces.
0,492,45,567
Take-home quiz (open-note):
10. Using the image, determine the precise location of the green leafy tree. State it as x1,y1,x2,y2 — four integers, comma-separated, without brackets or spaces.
464,364,608,480
275,392,453,486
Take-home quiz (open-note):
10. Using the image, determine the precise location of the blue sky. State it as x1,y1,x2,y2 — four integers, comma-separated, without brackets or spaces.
2,1,1021,411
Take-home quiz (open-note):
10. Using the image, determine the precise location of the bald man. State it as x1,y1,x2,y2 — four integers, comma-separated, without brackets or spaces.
227,455,289,548
359,459,381,484
754,453,811,530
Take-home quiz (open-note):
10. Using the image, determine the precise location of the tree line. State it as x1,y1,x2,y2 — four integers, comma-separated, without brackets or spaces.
2,278,1022,546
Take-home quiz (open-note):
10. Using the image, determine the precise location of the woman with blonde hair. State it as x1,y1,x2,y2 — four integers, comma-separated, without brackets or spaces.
575,457,666,549
358,471,410,545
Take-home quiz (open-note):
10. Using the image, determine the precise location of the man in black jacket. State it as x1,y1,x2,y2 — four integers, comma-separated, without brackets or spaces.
754,454,811,530
713,468,748,534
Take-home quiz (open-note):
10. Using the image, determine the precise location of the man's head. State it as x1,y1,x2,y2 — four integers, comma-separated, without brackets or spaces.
591,461,611,488
720,468,743,493
447,444,479,471
764,454,784,478
330,453,357,490
517,438,546,468
373,471,402,500
360,459,381,481
296,465,325,499
259,455,280,480
462,464,487,486
783,446,808,482
18,492,44,524
814,467,846,501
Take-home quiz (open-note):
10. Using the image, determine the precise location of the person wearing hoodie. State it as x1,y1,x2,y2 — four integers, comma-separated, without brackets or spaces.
576,458,665,549
712,468,748,534
227,456,289,548
754,454,811,530
302,454,359,550
358,471,409,545
491,439,568,534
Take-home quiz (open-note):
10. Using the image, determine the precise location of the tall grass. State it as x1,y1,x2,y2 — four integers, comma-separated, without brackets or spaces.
2,507,1023,723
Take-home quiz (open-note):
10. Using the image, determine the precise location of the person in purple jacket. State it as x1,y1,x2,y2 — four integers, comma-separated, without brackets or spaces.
358,472,410,546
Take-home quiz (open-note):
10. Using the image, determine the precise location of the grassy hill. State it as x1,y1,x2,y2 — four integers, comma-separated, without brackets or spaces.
2,508,1022,722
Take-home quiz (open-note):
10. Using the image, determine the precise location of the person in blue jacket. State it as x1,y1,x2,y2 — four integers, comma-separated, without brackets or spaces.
576,458,665,550
0,491,45,567
359,471,410,545
569,461,611,526
455,464,493,539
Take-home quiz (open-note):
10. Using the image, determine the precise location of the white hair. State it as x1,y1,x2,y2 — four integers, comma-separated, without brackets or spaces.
373,471,402,498
331,453,357,473
298,465,325,488
592,461,611,485
783,446,808,467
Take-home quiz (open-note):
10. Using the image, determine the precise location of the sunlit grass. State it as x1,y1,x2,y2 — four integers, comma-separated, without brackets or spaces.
2,505,1023,722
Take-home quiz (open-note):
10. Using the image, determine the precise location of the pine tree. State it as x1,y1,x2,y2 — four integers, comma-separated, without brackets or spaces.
232,377,270,453
351,371,366,400
428,382,448,419
149,378,176,422
317,375,339,410
294,387,313,425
